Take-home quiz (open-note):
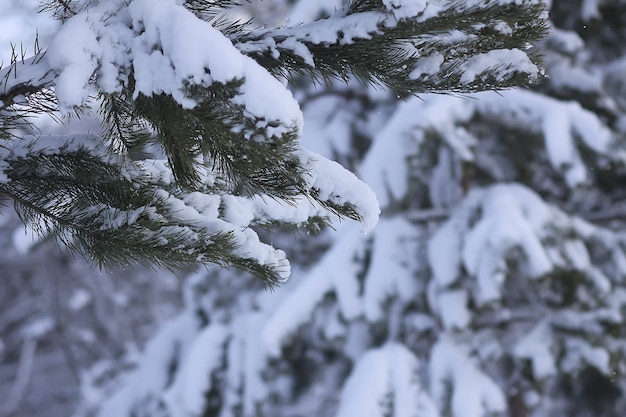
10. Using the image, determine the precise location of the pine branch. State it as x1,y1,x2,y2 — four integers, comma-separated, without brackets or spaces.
0,47,57,139
234,0,549,93
131,82,308,196
38,0,79,21
0,0,551,283
0,135,291,284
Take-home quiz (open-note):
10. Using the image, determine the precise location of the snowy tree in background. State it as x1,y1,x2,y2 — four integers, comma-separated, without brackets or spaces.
80,1,626,417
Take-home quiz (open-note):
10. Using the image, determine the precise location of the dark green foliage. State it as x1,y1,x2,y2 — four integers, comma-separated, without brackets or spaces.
0,141,262,275
235,0,548,93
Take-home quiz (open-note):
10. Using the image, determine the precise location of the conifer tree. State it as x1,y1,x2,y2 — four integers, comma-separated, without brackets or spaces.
79,1,626,417
0,0,547,284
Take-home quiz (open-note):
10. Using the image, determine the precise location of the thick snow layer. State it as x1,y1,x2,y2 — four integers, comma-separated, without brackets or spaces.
581,0,601,20
21,317,54,339
96,311,199,417
437,290,471,329
460,49,541,85
426,180,626,350
163,324,229,417
463,185,553,282
46,15,101,108
262,227,367,355
562,338,610,375
47,0,303,138
299,150,380,233
362,218,420,321
430,337,506,417
382,0,445,21
336,343,439,417
512,322,557,379
360,98,423,207
427,184,553,323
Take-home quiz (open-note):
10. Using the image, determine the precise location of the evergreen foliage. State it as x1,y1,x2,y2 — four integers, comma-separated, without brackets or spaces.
0,0,546,284
72,1,626,417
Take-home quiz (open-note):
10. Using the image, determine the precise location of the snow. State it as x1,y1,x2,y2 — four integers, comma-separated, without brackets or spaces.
0,55,54,104
68,288,93,311
543,105,585,185
240,313,270,414
46,15,101,109
581,0,601,20
21,317,54,339
221,195,255,227
25,0,384,285
334,348,390,417
429,147,465,209
428,213,463,288
278,37,315,66
96,311,199,417
430,337,506,417
299,150,380,233
299,94,355,158
426,182,618,322
362,218,420,321
0,137,376,284
163,324,229,417
366,89,621,198
336,343,439,417
3,134,118,165
437,290,471,329
512,322,557,379
465,185,553,280
47,0,304,138
360,98,419,207
409,54,444,80
262,227,367,356
547,27,585,55
382,0,446,21
8,2,623,417
461,49,541,85
562,338,610,375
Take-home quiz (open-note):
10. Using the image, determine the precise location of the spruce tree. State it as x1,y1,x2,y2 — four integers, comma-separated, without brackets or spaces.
78,1,626,417
0,0,546,285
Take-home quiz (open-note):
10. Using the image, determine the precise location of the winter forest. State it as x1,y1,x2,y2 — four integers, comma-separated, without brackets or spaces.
1,0,626,416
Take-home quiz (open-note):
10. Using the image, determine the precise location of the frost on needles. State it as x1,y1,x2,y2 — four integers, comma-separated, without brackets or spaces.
0,0,548,283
